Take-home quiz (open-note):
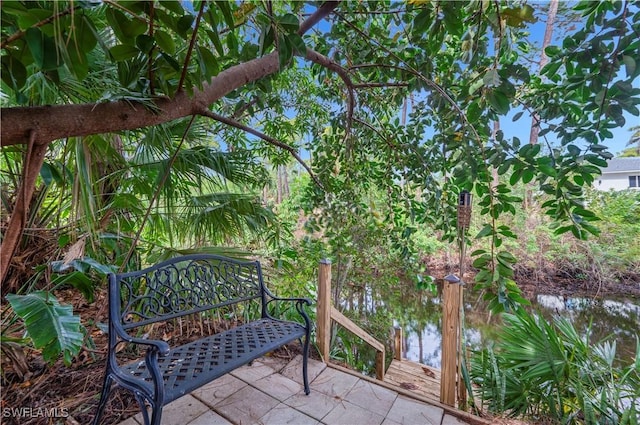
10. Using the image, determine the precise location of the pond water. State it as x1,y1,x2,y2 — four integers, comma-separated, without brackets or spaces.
395,290,640,368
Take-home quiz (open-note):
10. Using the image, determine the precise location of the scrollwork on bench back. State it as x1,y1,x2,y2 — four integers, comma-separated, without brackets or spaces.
113,255,265,330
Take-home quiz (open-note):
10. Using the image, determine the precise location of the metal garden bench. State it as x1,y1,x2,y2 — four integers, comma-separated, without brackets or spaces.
93,254,311,425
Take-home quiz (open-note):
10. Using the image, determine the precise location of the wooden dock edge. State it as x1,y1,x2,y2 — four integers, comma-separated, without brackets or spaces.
326,363,492,425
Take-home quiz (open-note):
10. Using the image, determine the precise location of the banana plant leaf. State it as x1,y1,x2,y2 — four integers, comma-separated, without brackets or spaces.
6,291,84,366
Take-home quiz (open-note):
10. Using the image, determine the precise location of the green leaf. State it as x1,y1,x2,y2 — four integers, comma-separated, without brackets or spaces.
622,55,637,77
197,45,219,79
51,272,95,303
522,168,535,184
136,34,155,53
279,13,300,32
155,30,176,54
73,15,98,53
105,8,137,44
413,9,430,32
585,155,608,167
502,5,536,27
217,0,235,29
1,54,27,90
207,27,225,56
512,111,523,121
510,168,523,185
177,14,195,35
287,33,306,55
65,43,88,80
544,45,561,57
6,291,84,366
476,224,494,239
487,90,510,114
40,162,62,185
161,0,184,15
483,69,501,87
277,33,292,69
25,27,61,70
258,25,274,56
109,44,139,62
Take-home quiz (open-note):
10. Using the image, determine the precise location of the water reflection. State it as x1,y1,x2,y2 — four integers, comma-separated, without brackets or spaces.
394,289,639,368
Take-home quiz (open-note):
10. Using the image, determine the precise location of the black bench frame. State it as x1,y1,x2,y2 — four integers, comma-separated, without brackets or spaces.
93,254,311,425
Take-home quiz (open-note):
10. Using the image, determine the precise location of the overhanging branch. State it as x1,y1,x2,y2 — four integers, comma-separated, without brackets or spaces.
199,109,324,190
0,2,341,148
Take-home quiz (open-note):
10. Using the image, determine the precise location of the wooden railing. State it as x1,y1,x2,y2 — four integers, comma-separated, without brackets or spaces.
316,259,386,380
316,259,464,407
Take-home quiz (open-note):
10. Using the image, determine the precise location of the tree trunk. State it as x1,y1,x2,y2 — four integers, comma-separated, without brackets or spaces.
1,142,48,284
529,0,559,145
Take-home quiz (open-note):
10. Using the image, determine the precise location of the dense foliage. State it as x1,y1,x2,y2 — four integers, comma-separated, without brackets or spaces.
1,1,639,422
471,308,639,424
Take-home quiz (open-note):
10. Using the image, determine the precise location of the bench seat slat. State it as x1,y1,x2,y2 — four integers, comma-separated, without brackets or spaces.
121,318,306,403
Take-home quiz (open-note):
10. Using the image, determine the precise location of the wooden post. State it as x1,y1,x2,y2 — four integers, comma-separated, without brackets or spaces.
440,279,461,407
317,259,332,363
375,348,385,381
393,327,403,361
458,288,467,408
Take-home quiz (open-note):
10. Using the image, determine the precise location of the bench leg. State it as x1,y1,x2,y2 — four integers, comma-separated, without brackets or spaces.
133,393,163,425
302,336,310,395
93,374,113,425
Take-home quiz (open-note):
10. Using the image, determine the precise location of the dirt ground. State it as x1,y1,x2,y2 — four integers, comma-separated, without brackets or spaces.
1,270,637,425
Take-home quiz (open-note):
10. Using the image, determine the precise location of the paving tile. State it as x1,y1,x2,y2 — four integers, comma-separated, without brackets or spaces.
252,371,303,401
231,361,277,383
253,354,289,371
258,402,319,425
284,389,342,421
322,399,385,425
280,355,326,384
186,410,233,425
344,379,397,417
132,395,210,425
191,374,248,407
381,418,403,425
311,368,359,399
386,396,444,425
442,413,470,424
214,384,280,424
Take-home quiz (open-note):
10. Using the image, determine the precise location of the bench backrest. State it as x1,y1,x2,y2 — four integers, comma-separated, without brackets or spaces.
109,254,266,331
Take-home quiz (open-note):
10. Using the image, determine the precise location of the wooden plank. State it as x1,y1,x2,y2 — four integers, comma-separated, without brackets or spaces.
385,359,442,401
330,306,385,352
386,362,441,384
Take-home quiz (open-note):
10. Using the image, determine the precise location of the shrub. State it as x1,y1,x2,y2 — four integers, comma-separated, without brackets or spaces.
470,308,639,424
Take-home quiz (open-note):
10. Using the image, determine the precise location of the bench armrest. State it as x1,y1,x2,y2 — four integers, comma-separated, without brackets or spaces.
124,336,171,356
268,294,313,306
264,291,313,328
111,323,170,356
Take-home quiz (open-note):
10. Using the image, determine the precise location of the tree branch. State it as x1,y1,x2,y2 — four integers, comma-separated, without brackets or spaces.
301,47,355,146
298,1,340,35
353,82,408,88
178,1,207,92
1,6,78,49
199,109,324,190
1,2,341,148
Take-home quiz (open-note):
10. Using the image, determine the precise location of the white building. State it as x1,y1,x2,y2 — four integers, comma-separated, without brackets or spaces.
596,157,640,191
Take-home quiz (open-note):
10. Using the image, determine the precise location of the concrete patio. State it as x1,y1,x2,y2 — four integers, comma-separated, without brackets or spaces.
117,355,487,425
